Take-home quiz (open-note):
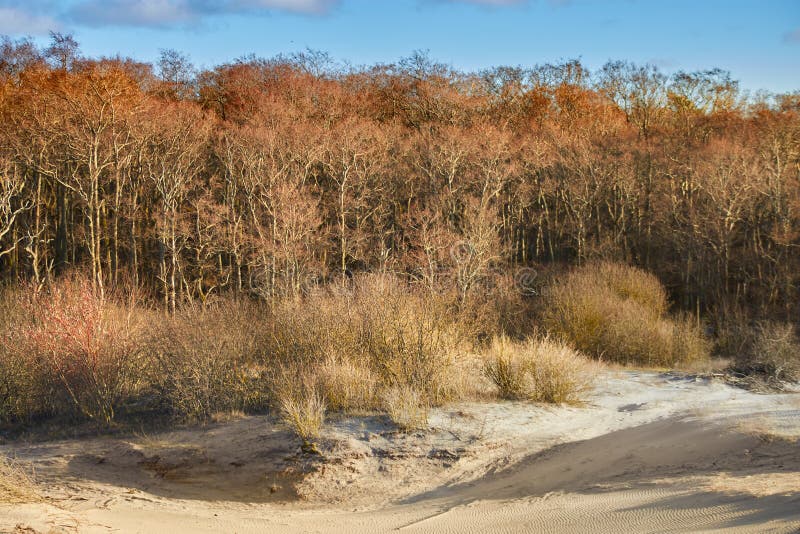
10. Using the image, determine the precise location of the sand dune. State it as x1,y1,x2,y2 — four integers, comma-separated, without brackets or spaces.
2,371,799,533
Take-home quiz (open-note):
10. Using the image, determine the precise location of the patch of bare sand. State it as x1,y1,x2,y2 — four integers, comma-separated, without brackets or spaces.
2,371,799,533
392,419,799,533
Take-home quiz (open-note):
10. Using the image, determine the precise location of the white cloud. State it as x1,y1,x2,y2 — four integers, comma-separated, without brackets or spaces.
431,0,527,5
0,6,58,34
66,0,338,27
0,0,539,32
236,0,338,15
453,0,526,4
68,0,196,27
427,0,570,8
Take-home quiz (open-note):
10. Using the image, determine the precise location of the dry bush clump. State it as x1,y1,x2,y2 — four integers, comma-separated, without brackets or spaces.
382,385,429,432
455,272,538,343
266,274,472,414
745,322,800,383
541,262,709,367
262,274,472,433
1,285,75,423
0,353,33,423
1,281,274,426
265,289,356,368
0,456,39,504
0,291,42,423
357,281,464,405
671,312,713,365
714,305,753,363
5,276,147,425
598,262,668,317
707,306,798,385
526,338,594,404
483,335,593,404
0,285,24,332
147,299,271,422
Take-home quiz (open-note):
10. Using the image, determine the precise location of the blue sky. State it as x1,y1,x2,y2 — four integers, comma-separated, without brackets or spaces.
1,0,798,93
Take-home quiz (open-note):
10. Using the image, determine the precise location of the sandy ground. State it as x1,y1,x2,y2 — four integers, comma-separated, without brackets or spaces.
2,370,799,533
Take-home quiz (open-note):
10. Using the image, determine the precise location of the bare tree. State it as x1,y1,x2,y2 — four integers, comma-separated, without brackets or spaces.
0,156,27,258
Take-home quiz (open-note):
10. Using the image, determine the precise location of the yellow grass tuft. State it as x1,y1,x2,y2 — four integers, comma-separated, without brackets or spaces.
0,456,39,504
483,335,593,404
382,385,429,432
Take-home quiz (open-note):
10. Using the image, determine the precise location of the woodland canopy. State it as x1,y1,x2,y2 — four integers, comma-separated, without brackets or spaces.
1,34,798,326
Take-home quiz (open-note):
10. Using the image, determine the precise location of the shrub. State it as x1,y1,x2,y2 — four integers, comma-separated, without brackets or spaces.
541,262,709,366
1,284,83,423
455,272,538,343
714,305,753,362
354,274,469,405
147,300,270,421
266,274,471,410
265,276,475,431
382,385,428,432
483,335,592,404
16,276,146,425
746,322,800,383
0,272,487,430
597,262,668,317
526,337,594,404
671,312,713,365
0,294,43,422
0,456,39,504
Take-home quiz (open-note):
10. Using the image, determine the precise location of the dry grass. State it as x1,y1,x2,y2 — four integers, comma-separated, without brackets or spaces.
267,274,473,411
482,335,530,400
0,456,39,504
541,262,709,367
315,357,378,413
382,385,429,432
268,365,327,451
483,335,593,404
525,338,594,404
276,376,327,452
280,394,326,443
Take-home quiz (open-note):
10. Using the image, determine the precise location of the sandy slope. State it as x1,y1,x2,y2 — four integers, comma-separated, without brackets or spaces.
2,371,799,533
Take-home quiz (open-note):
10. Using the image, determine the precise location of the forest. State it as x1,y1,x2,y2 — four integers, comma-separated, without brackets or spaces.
0,33,797,322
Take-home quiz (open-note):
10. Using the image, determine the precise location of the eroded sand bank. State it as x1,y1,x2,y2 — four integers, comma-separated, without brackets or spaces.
3,371,799,533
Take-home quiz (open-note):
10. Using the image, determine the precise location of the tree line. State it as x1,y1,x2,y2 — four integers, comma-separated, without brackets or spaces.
1,33,798,324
